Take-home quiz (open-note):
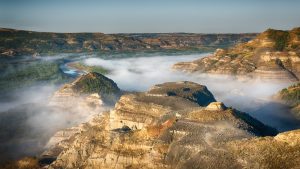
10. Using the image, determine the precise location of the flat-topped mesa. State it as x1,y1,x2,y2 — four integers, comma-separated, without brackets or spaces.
109,81,276,135
110,81,218,130
146,81,216,106
173,27,300,81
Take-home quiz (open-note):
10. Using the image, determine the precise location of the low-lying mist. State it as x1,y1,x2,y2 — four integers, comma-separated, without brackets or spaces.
83,54,300,131
0,52,299,162
0,73,110,162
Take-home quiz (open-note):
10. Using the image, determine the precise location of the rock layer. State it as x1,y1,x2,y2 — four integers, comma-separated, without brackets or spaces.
39,81,298,169
173,27,300,81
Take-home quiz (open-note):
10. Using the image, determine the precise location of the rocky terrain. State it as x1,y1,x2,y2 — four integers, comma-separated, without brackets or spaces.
34,80,300,169
277,83,300,118
2,73,300,168
173,27,300,81
0,28,257,57
0,72,121,164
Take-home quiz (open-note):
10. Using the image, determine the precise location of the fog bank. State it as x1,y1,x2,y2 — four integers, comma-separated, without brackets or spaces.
83,53,299,131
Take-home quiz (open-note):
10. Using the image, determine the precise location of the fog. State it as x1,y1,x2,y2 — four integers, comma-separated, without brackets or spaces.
83,53,300,131
0,76,110,162
0,52,299,162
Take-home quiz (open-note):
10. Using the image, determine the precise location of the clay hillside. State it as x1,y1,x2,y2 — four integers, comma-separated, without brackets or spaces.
173,27,300,81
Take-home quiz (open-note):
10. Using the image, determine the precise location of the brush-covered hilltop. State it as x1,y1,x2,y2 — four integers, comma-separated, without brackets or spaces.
174,27,300,81
0,28,257,57
277,83,300,118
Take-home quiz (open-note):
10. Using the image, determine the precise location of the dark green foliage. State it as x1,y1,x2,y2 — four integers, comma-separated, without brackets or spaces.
72,72,120,95
0,61,67,92
72,72,121,104
267,29,290,51
280,83,300,106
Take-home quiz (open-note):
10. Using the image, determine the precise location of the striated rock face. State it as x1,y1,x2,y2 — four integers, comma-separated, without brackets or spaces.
46,72,121,146
0,72,118,164
173,27,300,81
41,81,295,169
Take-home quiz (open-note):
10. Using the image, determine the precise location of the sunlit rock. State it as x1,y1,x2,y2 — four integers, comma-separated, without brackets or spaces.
41,81,286,169
205,102,226,111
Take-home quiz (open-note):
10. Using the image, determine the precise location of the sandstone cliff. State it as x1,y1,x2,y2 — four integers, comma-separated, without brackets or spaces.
173,27,300,81
38,81,300,169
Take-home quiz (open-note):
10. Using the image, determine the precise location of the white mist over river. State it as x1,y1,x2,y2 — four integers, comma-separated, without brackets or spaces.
78,53,299,131
0,52,299,162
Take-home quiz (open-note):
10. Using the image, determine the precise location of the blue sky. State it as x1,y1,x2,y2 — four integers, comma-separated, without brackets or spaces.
0,0,300,33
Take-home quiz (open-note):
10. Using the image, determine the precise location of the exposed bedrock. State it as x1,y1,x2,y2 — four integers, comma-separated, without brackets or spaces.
38,81,300,169
173,27,300,82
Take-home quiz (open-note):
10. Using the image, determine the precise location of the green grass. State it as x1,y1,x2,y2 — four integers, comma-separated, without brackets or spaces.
0,61,68,92
267,29,290,51
280,83,300,106
68,62,109,74
72,72,119,95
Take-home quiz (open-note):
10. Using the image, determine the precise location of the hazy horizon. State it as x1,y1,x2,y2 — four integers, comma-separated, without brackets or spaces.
1,0,300,33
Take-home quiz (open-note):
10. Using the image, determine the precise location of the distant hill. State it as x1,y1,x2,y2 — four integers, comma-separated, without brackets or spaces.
0,28,257,57
174,27,300,81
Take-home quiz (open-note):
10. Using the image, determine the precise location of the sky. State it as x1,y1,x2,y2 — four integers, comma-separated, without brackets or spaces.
0,0,300,33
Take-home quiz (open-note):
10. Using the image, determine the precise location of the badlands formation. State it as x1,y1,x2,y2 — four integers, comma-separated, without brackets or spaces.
34,76,300,169
173,27,300,81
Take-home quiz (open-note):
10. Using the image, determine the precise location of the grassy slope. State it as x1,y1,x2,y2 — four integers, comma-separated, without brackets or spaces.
279,83,300,118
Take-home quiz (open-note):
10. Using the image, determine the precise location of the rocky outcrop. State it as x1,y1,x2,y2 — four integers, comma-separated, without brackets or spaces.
0,72,121,163
276,83,300,118
41,81,291,169
50,72,121,108
173,27,300,81
0,28,257,57
205,102,226,111
46,72,121,146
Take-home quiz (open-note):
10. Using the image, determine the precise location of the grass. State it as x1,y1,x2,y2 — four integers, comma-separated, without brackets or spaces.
267,29,290,51
280,83,300,106
68,62,109,74
0,61,68,92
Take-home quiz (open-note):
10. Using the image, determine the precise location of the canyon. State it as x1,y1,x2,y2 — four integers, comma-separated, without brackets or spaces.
17,74,297,169
1,27,300,169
